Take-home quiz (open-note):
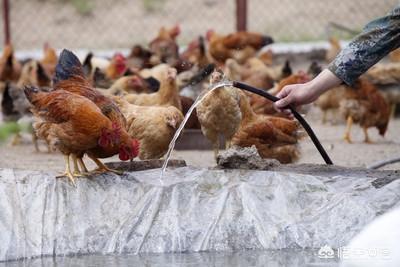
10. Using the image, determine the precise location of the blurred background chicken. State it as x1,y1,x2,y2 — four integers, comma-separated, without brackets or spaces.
124,66,182,110
325,36,341,62
1,58,52,150
148,25,192,72
339,78,390,143
316,77,390,143
206,30,274,64
105,75,160,95
40,43,58,77
0,44,22,82
249,71,310,116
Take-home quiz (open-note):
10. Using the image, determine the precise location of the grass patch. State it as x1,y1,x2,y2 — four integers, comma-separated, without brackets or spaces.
0,122,32,143
142,0,166,13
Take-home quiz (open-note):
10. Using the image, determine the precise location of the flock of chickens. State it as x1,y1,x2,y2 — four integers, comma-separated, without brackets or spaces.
0,26,398,183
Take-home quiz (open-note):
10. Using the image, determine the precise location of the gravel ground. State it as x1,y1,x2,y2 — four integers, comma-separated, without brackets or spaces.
1,117,399,172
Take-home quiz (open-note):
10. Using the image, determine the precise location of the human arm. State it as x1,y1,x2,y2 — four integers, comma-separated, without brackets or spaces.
275,5,400,111
328,5,400,85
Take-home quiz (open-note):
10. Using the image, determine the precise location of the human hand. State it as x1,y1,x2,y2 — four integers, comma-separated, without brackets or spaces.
275,82,320,111
274,69,342,115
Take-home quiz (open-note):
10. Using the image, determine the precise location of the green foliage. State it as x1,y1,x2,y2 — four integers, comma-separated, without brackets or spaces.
0,122,32,143
0,122,21,142
54,0,93,15
142,0,166,13
70,0,93,15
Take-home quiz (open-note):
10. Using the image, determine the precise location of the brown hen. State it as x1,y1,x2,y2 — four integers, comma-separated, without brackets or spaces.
113,97,184,160
232,93,301,163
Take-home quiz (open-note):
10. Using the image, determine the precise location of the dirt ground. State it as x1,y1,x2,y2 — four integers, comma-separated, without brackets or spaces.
1,116,399,172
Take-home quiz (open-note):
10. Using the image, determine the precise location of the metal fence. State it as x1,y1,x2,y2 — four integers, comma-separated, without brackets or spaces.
1,0,398,50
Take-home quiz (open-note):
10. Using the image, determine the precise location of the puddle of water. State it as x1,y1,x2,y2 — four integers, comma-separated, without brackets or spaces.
0,250,340,267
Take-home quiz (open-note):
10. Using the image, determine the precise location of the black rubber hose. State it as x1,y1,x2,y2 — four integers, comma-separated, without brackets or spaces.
232,81,333,165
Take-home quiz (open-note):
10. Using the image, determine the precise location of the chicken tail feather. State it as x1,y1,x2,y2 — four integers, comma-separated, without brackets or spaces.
53,49,84,84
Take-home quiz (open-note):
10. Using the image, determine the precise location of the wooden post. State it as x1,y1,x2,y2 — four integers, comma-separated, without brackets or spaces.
3,0,11,45
236,0,247,32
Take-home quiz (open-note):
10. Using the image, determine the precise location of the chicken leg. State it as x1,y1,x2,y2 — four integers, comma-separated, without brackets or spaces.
363,127,372,143
32,132,39,152
343,116,353,143
56,154,76,186
78,157,89,174
322,111,327,124
225,139,232,150
88,155,123,175
390,103,396,118
11,133,22,146
71,154,84,177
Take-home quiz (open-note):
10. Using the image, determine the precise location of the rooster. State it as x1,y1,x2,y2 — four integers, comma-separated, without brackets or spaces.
105,53,128,80
25,86,138,184
36,49,139,181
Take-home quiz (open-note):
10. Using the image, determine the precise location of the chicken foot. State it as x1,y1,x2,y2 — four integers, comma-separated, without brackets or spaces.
71,154,85,177
56,154,77,186
88,155,123,175
343,116,353,143
11,133,22,146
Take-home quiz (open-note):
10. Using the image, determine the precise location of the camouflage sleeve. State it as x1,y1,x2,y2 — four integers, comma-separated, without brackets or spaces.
328,5,400,85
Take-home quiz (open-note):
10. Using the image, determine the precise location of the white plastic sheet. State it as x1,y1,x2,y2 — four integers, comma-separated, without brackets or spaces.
0,166,399,262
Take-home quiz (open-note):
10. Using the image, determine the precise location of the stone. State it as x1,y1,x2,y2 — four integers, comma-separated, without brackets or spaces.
216,146,280,170
105,159,186,172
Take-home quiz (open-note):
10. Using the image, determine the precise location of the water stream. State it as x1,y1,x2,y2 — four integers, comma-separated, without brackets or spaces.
159,80,233,182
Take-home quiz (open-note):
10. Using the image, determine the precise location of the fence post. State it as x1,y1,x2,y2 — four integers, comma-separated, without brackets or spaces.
3,0,11,45
236,0,247,31
3,0,10,45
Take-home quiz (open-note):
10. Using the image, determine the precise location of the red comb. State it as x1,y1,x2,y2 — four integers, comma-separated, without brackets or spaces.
206,30,215,41
114,53,126,61
171,24,181,38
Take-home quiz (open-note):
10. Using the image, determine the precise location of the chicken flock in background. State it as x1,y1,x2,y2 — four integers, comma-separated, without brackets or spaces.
0,25,398,183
